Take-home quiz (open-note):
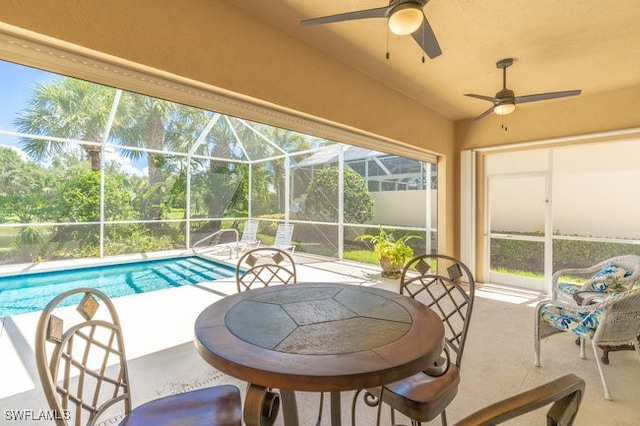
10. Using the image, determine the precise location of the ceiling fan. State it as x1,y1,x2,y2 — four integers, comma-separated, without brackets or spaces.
301,0,442,59
465,58,582,120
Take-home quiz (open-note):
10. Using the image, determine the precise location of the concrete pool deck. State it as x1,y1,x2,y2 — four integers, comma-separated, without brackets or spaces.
0,251,384,400
1,251,639,425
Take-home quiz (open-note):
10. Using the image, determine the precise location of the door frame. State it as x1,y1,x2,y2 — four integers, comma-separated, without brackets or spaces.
484,168,552,292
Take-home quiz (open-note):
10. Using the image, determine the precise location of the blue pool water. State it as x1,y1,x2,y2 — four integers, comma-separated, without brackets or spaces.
0,256,235,317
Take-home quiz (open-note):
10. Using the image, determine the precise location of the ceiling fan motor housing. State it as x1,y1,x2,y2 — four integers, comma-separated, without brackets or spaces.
495,88,515,102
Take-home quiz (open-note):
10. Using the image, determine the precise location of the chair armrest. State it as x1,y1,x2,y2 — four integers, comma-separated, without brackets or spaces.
552,264,603,284
551,266,601,299
453,374,585,426
534,296,612,320
573,291,606,305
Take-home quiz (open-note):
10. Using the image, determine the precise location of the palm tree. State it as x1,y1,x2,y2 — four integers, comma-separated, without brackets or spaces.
190,117,250,228
262,127,309,211
112,92,182,219
14,77,117,171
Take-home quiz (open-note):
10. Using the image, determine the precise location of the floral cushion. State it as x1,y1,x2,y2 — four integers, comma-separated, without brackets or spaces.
540,304,603,338
593,263,629,279
557,282,581,295
557,263,630,296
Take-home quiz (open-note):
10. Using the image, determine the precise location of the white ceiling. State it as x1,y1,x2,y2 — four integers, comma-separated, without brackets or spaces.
230,0,640,121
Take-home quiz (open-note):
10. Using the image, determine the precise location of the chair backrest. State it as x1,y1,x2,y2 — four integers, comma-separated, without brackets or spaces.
595,288,640,345
552,255,640,301
236,247,297,292
35,288,132,426
453,374,585,426
272,223,294,251
400,254,475,368
240,220,259,244
586,255,640,289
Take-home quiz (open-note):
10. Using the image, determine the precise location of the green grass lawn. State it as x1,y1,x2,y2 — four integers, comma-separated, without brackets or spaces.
343,249,378,265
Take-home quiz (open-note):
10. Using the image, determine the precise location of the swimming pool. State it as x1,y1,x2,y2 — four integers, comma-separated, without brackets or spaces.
0,256,235,317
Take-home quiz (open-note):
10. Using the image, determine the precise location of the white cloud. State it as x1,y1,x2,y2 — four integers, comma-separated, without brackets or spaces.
1,143,30,162
104,150,145,177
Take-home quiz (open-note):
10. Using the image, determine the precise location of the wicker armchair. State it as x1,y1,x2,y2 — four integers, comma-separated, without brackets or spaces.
452,374,585,426
551,255,640,303
534,288,640,400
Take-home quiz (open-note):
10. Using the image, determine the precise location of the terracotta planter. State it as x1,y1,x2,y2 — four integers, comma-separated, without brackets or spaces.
379,256,403,279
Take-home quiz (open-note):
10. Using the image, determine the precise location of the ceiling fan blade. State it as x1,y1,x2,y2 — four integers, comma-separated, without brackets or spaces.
301,6,390,26
464,93,498,103
411,16,442,58
474,106,495,121
515,89,581,104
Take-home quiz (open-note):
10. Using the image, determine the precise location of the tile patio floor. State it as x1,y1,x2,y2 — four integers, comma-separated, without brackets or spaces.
0,252,638,425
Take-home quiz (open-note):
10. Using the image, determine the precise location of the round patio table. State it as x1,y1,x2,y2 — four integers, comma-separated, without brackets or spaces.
194,282,445,426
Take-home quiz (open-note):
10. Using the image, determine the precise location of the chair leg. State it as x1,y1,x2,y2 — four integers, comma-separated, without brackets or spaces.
591,339,612,400
351,388,384,426
316,392,324,426
440,409,448,426
534,312,543,367
579,336,586,359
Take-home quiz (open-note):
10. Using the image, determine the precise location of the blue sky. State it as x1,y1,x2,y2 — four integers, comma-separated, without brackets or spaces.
0,60,145,175
0,61,60,138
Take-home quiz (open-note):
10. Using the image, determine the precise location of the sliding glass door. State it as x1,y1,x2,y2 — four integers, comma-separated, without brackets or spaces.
487,173,548,291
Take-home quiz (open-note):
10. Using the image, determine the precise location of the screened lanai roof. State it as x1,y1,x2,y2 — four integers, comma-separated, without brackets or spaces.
0,60,339,169
98,94,338,165
293,145,385,168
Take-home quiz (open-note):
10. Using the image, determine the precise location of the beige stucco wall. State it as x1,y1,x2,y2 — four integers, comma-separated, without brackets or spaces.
0,0,457,254
456,86,640,150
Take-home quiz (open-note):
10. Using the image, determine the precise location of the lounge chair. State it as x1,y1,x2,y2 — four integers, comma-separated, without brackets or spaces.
270,223,295,252
193,220,260,258
235,219,260,250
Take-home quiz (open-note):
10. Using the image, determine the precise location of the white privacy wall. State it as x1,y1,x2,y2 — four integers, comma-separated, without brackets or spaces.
486,139,640,240
371,190,437,228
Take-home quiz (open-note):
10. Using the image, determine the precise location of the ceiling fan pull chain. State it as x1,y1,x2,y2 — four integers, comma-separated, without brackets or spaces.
421,26,425,63
386,28,390,60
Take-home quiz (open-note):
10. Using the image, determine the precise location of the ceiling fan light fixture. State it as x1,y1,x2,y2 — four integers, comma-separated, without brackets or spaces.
494,102,516,115
388,4,423,36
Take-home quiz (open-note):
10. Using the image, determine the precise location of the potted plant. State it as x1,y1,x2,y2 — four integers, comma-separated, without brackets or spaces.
357,227,419,279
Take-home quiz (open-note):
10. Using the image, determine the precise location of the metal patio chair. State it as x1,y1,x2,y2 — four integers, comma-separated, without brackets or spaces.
235,247,297,292
353,254,475,426
453,374,585,426
35,287,242,426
